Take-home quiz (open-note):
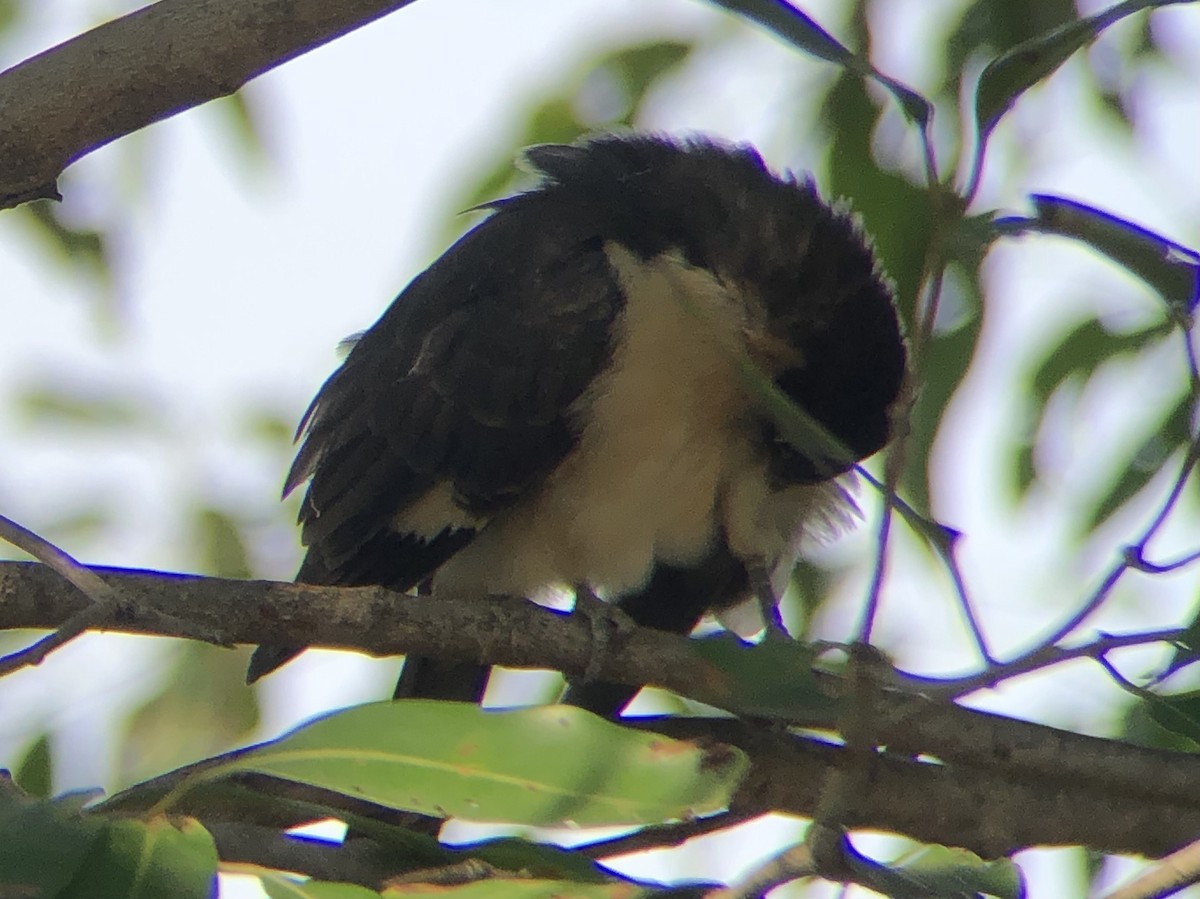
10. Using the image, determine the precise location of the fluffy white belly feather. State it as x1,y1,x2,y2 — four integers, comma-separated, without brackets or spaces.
400,245,845,599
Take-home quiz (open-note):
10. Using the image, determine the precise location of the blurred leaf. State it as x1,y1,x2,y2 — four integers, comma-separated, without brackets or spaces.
193,506,254,578
709,0,857,66
450,38,694,236
0,789,105,895
383,880,653,898
822,75,932,324
1013,316,1173,499
19,199,110,282
711,0,930,124
787,557,839,639
79,816,217,899
600,39,693,115
851,843,1026,899
0,790,217,899
974,0,1185,146
1120,695,1199,751
1029,317,1172,402
213,89,271,169
905,307,980,514
15,381,155,430
164,701,747,828
104,775,612,883
820,72,956,514
39,505,116,544
688,634,839,720
1013,440,1038,495
1084,390,1190,533
0,0,20,33
944,0,1077,97
998,196,1200,312
447,96,585,246
119,643,259,787
13,734,53,799
261,874,383,898
730,342,857,473
454,837,611,884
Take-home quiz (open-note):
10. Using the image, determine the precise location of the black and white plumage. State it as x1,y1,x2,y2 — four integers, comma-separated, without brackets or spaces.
248,134,905,708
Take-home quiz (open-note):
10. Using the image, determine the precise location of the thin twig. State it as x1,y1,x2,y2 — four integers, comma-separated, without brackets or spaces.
1101,836,1200,899
901,627,1187,698
0,514,227,676
706,841,817,899
0,512,125,675
577,811,756,861
924,428,1200,696
1124,545,1200,575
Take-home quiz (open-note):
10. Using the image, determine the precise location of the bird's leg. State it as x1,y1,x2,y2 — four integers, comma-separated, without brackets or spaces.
748,561,791,641
572,584,636,684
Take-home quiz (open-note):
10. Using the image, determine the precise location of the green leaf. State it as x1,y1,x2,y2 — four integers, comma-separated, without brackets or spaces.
260,872,383,898
998,196,1200,311
1145,690,1200,747
0,790,105,895
974,0,1187,142
19,199,109,278
15,382,153,430
943,0,1078,97
709,0,857,66
1029,317,1172,402
1083,390,1190,533
13,734,54,799
0,791,217,899
169,701,747,828
598,40,694,120
709,0,930,124
1014,316,1173,500
688,634,840,720
454,838,611,884
851,843,1026,899
72,816,218,899
382,880,651,898
192,506,254,579
212,89,270,169
730,344,857,474
119,643,260,787
1120,696,1200,751
446,37,694,246
906,312,981,514
0,0,21,32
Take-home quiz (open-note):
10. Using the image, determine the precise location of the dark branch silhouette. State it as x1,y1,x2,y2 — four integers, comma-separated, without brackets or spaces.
0,0,417,208
3,558,1200,860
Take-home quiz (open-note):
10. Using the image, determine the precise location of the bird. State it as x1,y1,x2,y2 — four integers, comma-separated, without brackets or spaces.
247,133,906,713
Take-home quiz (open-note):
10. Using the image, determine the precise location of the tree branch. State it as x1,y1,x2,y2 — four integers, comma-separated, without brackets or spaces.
0,0,418,208
4,559,1200,859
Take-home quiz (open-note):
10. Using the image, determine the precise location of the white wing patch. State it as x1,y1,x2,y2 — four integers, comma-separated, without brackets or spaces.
393,481,487,539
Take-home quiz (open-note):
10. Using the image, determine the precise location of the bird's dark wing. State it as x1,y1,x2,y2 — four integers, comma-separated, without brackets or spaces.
247,196,622,682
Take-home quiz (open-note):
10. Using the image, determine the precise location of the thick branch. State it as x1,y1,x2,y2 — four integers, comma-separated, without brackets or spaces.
4,559,1200,858
0,0,416,208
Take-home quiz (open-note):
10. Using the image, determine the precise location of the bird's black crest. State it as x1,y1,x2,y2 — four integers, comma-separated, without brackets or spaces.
519,133,905,473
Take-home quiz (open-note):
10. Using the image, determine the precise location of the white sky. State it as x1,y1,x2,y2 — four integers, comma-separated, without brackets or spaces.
1,1,1199,896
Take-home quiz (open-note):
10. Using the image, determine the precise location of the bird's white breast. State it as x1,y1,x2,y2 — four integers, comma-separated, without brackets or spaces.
421,244,846,600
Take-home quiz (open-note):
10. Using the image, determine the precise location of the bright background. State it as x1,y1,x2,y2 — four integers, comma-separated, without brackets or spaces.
1,1,1199,896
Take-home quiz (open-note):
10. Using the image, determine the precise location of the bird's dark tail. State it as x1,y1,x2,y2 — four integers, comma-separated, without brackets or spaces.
393,656,491,701
246,643,305,684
